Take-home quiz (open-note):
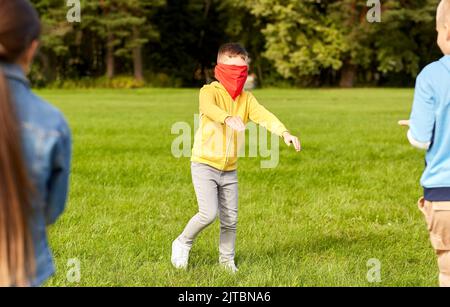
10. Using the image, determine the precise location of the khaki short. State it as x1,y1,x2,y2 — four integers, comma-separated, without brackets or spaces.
418,197,450,251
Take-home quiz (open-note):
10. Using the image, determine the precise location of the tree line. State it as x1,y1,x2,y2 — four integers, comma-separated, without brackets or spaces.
30,0,441,88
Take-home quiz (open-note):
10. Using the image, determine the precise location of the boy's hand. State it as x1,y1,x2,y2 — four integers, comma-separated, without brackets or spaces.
225,116,246,132
398,120,410,127
283,132,301,152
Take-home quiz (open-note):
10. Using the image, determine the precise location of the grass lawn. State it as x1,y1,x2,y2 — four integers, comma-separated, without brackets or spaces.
35,87,437,287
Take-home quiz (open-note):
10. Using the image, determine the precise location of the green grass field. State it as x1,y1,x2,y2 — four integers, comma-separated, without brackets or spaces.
36,88,438,287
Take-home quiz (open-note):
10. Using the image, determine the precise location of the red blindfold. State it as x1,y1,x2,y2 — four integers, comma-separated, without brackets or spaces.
214,63,248,100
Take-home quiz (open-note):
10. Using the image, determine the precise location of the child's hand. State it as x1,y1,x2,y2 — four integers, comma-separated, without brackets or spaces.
398,120,410,127
225,116,246,132
283,132,301,152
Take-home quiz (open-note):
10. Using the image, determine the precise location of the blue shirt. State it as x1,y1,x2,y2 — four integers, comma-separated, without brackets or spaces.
409,55,450,201
1,63,72,286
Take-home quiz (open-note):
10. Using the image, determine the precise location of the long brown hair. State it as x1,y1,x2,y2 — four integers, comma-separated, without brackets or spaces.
0,0,41,287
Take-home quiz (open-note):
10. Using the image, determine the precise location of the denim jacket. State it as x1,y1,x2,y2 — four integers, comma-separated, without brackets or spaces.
1,63,72,286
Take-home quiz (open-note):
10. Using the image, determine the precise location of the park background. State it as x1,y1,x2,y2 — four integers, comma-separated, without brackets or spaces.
28,0,444,286
32,0,440,89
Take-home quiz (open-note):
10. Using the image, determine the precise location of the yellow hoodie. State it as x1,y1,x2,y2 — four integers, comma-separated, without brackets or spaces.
191,81,288,171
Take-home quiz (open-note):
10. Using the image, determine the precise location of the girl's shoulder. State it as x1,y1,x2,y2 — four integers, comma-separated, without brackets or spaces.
19,90,70,138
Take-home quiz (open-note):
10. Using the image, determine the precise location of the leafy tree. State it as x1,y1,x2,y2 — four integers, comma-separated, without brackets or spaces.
149,0,229,86
94,0,164,80
371,0,440,85
241,0,439,87
219,0,272,86
241,0,348,86
27,0,442,87
31,0,76,82
328,0,439,86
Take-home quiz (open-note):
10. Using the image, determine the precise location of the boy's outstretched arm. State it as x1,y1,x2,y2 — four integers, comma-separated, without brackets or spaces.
224,116,246,131
199,88,246,131
282,131,301,152
399,71,436,150
398,120,430,150
248,93,301,152
199,88,232,124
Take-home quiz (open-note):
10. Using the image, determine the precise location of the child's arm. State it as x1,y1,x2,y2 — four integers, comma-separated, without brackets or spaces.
248,93,301,151
398,120,431,150
45,119,72,225
399,71,436,150
199,88,245,131
199,88,231,124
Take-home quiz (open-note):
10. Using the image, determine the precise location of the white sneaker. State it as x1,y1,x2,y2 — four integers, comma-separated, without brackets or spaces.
171,239,190,269
220,261,239,273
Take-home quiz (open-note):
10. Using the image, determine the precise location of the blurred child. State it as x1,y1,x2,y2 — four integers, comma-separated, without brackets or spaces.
399,0,450,287
172,43,300,272
0,0,71,286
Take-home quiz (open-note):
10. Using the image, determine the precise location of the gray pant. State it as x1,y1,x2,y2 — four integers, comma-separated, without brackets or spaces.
178,162,238,263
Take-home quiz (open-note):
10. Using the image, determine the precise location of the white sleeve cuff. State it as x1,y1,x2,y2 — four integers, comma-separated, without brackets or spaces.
407,130,430,150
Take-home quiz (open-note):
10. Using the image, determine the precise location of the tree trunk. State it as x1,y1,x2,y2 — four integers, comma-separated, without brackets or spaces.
106,31,115,79
256,60,263,88
37,52,54,82
199,0,211,83
339,62,357,88
132,27,144,82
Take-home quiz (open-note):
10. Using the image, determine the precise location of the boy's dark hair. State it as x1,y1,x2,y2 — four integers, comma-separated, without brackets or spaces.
217,43,248,61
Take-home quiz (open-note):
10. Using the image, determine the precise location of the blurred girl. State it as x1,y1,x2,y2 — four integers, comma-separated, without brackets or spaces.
0,0,71,286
